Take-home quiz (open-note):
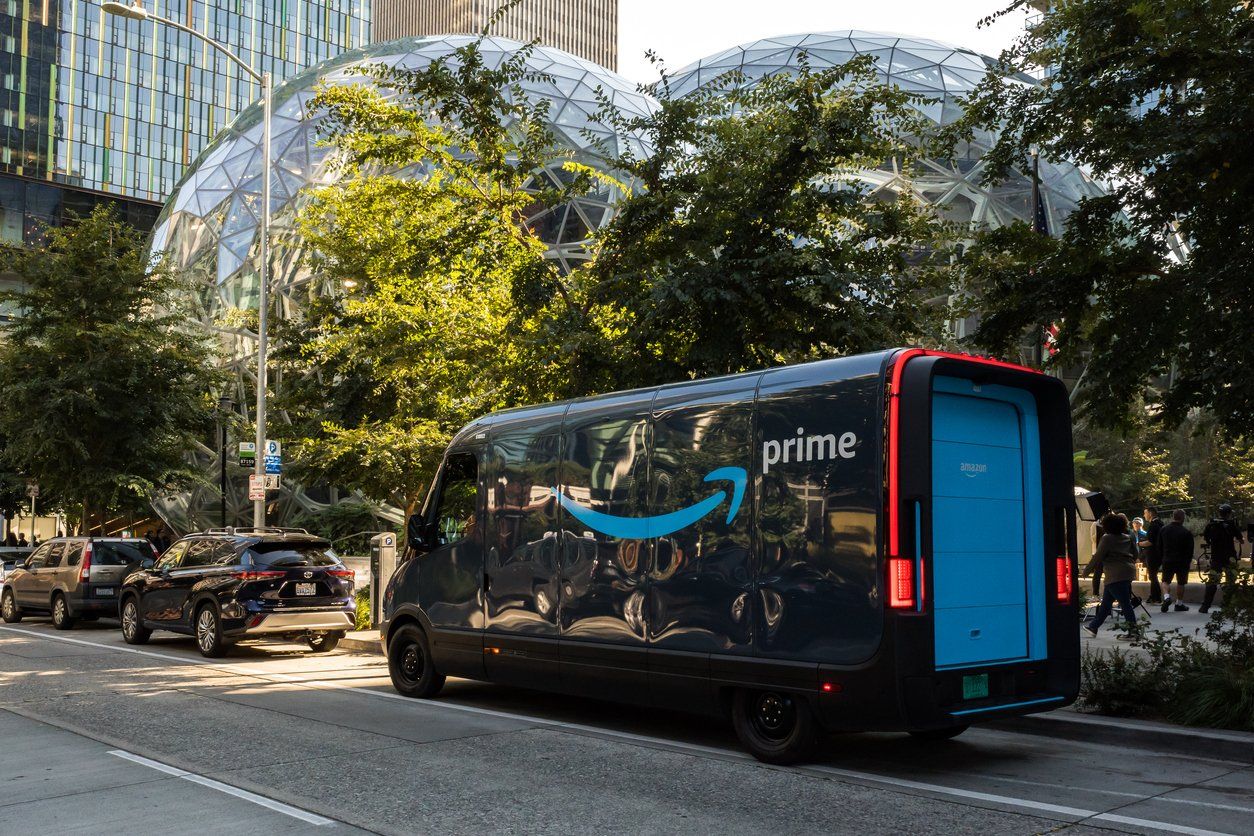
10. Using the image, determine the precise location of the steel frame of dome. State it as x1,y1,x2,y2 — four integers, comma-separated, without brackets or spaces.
151,30,1107,532
667,31,1106,238
149,34,655,532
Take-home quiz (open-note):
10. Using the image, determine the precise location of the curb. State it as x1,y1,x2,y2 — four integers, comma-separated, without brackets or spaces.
990,709,1254,764
341,631,382,655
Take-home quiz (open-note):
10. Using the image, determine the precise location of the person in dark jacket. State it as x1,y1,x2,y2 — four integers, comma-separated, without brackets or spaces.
1084,513,1139,638
1159,509,1194,612
1142,506,1165,603
1201,504,1244,614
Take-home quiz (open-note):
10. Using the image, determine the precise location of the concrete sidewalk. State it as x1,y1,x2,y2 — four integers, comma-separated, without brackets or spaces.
1080,599,1214,650
341,629,382,654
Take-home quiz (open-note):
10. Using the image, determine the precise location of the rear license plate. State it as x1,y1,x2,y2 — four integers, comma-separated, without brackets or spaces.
96,586,114,596
962,674,989,700
295,582,317,596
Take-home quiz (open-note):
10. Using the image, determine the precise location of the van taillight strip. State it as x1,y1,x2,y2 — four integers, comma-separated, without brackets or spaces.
885,349,1041,592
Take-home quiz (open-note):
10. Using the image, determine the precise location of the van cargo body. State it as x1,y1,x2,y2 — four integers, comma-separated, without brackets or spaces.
380,348,1080,759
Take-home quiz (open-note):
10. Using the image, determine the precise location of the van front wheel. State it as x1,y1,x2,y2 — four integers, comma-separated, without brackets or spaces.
388,625,445,698
731,688,819,765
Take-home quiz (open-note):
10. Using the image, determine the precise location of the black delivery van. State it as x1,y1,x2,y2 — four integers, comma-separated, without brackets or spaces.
379,348,1080,763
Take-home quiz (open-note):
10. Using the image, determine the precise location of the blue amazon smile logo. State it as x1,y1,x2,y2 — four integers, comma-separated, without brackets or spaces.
551,466,747,540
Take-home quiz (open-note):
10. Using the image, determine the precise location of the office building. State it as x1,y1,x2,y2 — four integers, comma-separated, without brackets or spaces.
373,0,616,69
0,0,371,242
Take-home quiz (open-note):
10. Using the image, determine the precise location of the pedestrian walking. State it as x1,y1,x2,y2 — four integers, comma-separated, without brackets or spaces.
1143,506,1164,603
1159,509,1194,612
1084,513,1139,639
1200,504,1244,614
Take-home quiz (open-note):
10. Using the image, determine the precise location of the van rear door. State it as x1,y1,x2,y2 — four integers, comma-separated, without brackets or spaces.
930,378,1043,668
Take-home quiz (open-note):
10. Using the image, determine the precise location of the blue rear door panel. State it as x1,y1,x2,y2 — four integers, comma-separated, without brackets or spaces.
931,380,1043,669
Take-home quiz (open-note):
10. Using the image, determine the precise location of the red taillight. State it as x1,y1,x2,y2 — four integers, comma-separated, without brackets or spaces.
888,557,915,609
328,568,354,578
78,542,93,582
1056,556,1073,604
233,570,286,581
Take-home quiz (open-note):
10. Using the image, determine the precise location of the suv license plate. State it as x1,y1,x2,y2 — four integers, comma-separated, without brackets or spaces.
962,674,989,700
96,586,115,596
295,582,317,596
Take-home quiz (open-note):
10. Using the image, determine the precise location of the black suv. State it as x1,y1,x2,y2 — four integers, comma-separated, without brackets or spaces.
118,528,356,657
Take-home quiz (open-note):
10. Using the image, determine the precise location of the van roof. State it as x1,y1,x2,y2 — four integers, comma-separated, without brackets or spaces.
451,349,899,446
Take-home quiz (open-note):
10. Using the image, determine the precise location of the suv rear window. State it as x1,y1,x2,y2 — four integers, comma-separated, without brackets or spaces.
94,541,157,566
246,543,339,568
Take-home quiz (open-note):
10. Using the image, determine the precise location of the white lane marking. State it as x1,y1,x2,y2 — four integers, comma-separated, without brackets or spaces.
109,750,335,826
815,766,1237,835
3,626,1244,834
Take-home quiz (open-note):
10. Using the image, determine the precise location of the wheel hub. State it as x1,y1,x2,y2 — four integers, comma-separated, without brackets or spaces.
401,645,421,679
754,692,796,740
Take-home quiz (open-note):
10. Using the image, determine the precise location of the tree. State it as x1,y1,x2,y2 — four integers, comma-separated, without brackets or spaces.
527,56,955,394
275,37,580,512
0,207,223,532
955,0,1254,436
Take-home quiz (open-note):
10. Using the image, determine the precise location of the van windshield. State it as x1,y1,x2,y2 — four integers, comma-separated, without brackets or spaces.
246,543,339,568
94,541,156,566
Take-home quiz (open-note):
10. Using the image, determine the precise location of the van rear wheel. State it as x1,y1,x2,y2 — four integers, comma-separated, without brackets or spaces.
731,689,819,765
908,724,969,742
388,625,445,698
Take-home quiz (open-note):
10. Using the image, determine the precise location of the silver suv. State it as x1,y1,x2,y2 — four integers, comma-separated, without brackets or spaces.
1,538,158,629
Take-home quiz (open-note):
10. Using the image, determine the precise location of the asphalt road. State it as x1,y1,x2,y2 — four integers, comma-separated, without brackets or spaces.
1,619,1251,836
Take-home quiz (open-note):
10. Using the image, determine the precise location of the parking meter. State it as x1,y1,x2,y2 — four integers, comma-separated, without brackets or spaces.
369,532,397,628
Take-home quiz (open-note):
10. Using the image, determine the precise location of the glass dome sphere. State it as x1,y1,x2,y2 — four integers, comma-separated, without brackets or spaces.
667,31,1105,234
149,34,655,531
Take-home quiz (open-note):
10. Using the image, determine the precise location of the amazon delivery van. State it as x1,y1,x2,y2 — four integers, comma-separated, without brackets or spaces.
379,348,1080,763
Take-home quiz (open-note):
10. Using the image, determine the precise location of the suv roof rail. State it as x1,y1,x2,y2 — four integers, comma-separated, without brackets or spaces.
201,526,312,536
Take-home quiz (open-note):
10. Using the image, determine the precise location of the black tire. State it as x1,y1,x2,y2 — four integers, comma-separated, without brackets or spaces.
306,632,342,653
731,689,819,765
388,624,445,698
908,724,969,742
120,597,151,645
51,593,78,630
1,589,21,623
194,603,229,658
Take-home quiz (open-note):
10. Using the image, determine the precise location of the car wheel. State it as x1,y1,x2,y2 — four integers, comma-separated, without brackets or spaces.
731,688,819,765
1,589,21,623
195,604,229,658
120,598,151,645
388,624,445,698
908,724,969,742
305,632,342,653
51,593,78,630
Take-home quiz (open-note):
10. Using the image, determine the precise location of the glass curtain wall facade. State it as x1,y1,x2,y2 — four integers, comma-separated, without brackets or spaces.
0,0,370,240
373,0,616,69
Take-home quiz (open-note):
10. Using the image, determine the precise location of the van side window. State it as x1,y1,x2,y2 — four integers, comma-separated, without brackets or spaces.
433,452,478,546
492,433,561,565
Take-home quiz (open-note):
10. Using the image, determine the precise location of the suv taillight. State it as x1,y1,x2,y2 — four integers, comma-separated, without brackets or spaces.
78,542,93,582
328,568,354,578
232,570,286,581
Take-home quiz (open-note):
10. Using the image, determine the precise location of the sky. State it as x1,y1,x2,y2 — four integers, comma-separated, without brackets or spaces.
617,0,1032,82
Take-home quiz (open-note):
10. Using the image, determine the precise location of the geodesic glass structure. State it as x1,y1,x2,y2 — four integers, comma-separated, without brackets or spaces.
149,35,654,532
668,31,1105,236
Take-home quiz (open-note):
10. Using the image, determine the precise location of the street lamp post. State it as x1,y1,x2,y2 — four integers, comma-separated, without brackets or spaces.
102,1,272,529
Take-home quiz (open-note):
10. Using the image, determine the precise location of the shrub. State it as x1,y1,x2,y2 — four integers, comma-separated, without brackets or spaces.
1078,647,1160,717
1169,662,1254,732
354,584,372,632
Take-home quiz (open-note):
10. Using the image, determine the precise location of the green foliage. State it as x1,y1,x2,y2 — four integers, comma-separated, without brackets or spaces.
955,0,1254,437
354,584,371,631
292,501,388,555
530,56,954,393
0,207,224,529
277,36,579,510
1078,646,1163,717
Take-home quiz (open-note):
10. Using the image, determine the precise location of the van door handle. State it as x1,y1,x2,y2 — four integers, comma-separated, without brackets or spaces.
483,572,491,591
